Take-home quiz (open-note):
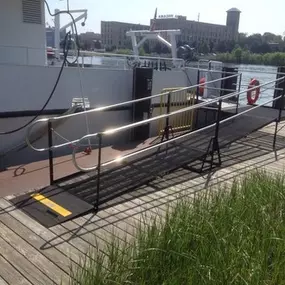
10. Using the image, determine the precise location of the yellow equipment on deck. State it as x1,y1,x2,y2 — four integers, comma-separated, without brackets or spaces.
158,87,196,136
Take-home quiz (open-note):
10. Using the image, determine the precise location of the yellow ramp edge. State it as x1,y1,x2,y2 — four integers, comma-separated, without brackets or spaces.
31,193,72,217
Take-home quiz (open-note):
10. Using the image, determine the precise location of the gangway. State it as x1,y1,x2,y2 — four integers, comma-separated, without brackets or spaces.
11,74,285,228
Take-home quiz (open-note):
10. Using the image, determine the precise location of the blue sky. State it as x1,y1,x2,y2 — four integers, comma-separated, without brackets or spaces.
46,0,285,36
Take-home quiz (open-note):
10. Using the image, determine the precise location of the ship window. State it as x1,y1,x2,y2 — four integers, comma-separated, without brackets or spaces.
22,0,42,24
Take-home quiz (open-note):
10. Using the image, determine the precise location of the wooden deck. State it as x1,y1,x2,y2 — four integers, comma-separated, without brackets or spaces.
0,121,285,284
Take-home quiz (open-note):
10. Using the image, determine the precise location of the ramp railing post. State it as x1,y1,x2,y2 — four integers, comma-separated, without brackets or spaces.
165,92,171,140
96,133,103,211
212,97,222,168
194,69,200,129
273,91,285,149
236,73,242,114
48,121,54,185
160,92,173,143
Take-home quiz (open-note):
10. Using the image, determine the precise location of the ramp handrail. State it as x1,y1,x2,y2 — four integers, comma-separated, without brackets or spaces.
72,76,285,172
26,72,240,152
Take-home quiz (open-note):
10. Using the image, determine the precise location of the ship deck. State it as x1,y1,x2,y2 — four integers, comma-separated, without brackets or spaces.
0,119,284,284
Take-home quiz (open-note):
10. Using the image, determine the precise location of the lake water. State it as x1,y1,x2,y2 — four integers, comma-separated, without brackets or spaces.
231,64,278,106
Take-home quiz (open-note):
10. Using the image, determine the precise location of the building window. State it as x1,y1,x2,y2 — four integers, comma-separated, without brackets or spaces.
22,0,42,24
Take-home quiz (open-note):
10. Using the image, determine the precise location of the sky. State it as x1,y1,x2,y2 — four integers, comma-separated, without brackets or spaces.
45,0,285,36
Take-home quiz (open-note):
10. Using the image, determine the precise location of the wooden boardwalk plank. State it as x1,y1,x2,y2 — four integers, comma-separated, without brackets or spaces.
0,198,84,265
0,236,54,285
0,219,69,284
0,276,8,285
0,211,72,278
0,255,31,285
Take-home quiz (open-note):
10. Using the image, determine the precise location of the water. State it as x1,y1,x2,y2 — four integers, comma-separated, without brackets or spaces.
226,64,278,106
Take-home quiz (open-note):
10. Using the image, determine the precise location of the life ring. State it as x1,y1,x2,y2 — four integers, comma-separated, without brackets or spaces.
199,77,206,95
247,78,260,105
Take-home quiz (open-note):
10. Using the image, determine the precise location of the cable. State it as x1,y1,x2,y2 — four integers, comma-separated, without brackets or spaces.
0,1,80,135
182,68,193,85
44,0,80,65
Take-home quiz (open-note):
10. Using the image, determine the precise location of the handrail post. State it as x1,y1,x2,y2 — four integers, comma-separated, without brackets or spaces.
165,92,171,140
96,133,103,211
160,92,172,143
48,121,54,185
194,69,200,129
273,91,285,149
211,96,222,168
236,73,242,114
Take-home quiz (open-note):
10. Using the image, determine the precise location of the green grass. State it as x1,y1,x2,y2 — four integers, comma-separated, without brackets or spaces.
71,170,285,284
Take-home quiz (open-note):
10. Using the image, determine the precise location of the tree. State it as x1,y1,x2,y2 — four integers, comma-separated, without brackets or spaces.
199,41,209,54
209,41,214,53
233,47,242,63
143,42,150,54
94,40,101,49
154,43,162,54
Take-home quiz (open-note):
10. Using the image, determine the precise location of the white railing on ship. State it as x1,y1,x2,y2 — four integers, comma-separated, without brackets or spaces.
26,72,241,152
72,76,285,172
0,45,185,69
70,50,186,70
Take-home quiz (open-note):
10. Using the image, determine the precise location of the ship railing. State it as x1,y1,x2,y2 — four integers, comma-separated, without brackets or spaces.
72,76,285,172
75,50,186,70
0,45,185,69
26,71,241,153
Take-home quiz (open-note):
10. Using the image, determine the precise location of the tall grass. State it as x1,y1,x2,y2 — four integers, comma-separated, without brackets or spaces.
71,170,285,284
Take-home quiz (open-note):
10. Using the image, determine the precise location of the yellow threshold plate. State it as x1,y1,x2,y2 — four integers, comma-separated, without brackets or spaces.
31,193,72,217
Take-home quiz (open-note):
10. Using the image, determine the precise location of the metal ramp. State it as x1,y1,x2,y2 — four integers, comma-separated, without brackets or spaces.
10,72,285,228
61,106,283,205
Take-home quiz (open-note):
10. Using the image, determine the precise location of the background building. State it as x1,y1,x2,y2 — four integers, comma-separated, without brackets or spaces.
151,8,241,49
46,27,55,47
101,21,150,50
79,32,101,50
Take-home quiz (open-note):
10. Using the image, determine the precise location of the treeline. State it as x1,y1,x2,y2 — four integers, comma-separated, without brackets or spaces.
205,32,285,54
214,48,285,66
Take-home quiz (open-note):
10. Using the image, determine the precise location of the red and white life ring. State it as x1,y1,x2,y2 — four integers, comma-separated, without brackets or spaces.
247,78,260,105
199,77,206,95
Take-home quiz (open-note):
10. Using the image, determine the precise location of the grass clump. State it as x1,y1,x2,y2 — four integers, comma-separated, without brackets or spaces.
71,170,285,284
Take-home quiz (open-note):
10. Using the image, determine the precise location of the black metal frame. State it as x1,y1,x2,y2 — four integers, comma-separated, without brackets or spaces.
48,121,54,185
160,92,174,143
96,134,103,211
236,73,242,114
273,91,285,149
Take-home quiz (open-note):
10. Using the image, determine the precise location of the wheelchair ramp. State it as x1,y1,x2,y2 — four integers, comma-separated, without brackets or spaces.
11,106,284,227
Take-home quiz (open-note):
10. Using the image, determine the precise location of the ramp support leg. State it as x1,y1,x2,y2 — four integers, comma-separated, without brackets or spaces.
200,136,221,172
48,121,54,185
200,97,222,171
273,119,278,150
96,134,103,212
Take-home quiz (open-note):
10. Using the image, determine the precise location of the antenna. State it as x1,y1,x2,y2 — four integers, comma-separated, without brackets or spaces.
198,13,200,22
150,8,157,31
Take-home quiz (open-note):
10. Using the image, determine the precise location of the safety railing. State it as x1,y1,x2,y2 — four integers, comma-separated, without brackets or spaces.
69,76,285,208
73,75,285,169
78,50,186,70
26,71,240,153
